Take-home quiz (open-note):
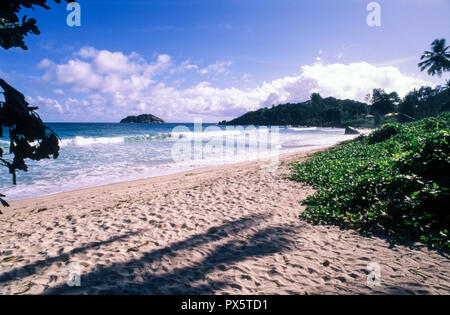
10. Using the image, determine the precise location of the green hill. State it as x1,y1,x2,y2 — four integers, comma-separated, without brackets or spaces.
220,94,371,128
220,86,450,128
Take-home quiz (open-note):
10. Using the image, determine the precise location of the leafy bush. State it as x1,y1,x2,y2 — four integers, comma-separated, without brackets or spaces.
367,123,400,144
290,113,450,250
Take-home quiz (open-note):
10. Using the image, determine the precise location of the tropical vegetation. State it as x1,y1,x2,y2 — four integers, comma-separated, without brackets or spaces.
290,113,450,250
418,38,450,77
0,1,65,206
220,85,450,128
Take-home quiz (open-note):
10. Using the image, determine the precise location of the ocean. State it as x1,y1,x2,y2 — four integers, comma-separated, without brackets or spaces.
0,123,362,201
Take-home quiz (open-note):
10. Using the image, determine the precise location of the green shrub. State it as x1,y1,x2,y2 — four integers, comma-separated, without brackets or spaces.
290,113,450,250
367,123,401,144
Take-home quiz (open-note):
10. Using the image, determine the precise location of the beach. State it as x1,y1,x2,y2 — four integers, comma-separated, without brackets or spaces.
0,148,449,295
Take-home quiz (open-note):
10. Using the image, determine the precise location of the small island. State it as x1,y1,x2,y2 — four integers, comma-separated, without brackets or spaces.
120,114,165,124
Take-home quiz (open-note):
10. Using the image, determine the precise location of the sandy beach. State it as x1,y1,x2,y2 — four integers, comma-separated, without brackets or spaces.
0,148,449,295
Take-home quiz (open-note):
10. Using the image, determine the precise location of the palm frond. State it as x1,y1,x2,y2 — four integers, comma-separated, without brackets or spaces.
419,39,450,76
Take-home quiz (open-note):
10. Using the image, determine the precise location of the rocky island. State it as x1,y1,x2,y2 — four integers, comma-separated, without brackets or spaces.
120,114,165,124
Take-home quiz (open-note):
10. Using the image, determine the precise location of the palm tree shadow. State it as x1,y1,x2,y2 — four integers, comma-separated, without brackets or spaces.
0,231,139,285
44,214,301,294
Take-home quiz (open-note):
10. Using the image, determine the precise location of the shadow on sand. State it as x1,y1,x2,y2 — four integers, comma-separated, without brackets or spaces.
0,231,139,285
34,213,301,294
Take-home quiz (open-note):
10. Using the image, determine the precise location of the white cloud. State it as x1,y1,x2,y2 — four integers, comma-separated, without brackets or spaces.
74,46,98,59
28,96,64,114
36,47,432,122
180,60,198,70
37,58,54,69
38,47,166,97
198,61,232,75
93,50,141,74
301,61,430,101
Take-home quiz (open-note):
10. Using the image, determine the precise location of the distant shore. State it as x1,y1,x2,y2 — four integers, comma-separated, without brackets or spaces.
1,148,448,294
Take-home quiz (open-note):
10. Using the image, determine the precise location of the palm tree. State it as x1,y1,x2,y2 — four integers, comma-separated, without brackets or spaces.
418,39,450,76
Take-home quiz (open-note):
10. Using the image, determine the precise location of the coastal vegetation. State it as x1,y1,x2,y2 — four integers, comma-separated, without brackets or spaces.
418,39,450,77
290,113,450,250
0,1,66,207
0,0,71,50
289,38,450,250
220,95,371,127
0,80,60,208
220,85,450,128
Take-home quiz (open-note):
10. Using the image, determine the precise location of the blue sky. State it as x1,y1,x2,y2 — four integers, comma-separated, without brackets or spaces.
0,0,449,122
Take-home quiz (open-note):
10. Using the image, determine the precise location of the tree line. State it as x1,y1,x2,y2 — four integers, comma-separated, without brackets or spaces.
220,84,450,128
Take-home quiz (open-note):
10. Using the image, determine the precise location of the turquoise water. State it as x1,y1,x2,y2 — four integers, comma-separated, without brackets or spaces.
0,123,359,200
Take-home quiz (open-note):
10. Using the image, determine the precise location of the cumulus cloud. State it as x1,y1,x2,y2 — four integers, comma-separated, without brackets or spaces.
37,58,54,69
39,47,172,93
74,46,98,59
301,62,430,101
39,47,169,107
36,47,432,122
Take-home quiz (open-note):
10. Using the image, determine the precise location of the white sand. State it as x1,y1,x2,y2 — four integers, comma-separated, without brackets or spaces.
0,149,449,295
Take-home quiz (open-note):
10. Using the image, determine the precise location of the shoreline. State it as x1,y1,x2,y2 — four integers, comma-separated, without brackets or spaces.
1,123,362,202
5,146,324,208
1,147,449,295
